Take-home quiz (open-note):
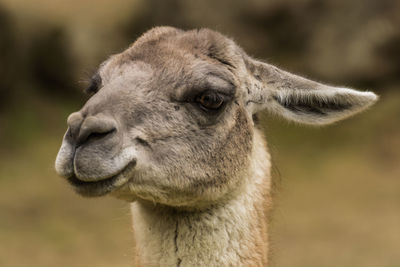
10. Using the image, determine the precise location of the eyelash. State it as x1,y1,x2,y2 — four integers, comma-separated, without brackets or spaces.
85,73,102,95
86,82,99,94
194,90,231,113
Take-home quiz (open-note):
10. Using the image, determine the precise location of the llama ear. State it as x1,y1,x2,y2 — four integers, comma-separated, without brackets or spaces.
244,58,378,125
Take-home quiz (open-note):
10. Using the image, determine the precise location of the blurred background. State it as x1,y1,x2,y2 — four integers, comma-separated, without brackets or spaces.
0,0,399,266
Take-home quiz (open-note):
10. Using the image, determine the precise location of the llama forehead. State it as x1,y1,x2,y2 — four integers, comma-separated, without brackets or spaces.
97,28,245,99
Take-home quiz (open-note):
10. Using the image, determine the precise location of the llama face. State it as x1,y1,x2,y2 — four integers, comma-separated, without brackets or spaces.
55,27,377,208
55,28,254,207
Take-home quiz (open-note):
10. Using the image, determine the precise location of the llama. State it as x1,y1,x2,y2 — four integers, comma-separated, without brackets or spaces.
55,27,377,266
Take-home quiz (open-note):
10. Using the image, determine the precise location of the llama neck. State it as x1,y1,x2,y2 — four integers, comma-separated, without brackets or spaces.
130,130,272,266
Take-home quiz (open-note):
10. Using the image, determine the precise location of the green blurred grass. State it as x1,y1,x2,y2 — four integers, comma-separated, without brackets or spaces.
0,89,399,266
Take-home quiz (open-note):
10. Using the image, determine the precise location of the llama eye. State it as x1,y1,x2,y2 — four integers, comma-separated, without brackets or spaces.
196,91,224,110
85,73,102,95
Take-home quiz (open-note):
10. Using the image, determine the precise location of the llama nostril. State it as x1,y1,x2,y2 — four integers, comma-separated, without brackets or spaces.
77,128,116,147
75,115,117,146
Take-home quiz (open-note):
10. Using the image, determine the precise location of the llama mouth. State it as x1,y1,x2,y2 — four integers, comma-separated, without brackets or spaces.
67,174,120,196
67,161,136,197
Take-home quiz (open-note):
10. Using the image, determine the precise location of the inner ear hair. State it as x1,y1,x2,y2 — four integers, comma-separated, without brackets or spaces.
244,56,378,125
273,89,356,116
269,87,378,125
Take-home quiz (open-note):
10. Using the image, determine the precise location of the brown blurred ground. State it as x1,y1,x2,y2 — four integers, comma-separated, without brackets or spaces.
0,0,399,266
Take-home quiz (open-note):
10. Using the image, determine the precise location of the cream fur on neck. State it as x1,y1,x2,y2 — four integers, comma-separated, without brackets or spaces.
130,129,271,266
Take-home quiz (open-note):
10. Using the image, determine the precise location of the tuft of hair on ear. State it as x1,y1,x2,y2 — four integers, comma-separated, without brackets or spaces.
270,87,378,125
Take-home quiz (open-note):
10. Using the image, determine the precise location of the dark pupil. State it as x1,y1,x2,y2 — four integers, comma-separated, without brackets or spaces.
200,93,222,109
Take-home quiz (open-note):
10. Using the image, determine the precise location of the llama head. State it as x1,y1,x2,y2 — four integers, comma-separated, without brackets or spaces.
55,27,377,208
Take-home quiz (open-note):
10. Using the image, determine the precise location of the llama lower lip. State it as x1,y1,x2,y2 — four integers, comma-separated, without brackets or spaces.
66,161,136,197
67,174,121,196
